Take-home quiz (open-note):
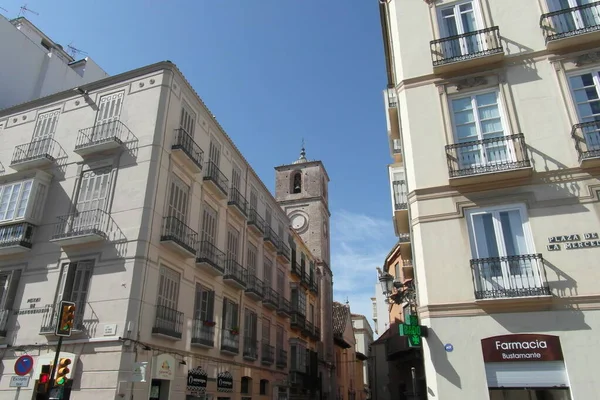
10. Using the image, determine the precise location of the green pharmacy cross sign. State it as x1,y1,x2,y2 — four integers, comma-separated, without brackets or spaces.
399,315,427,347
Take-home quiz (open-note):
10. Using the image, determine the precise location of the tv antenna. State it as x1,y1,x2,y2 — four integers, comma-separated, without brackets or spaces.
0,6,8,13
67,43,88,59
18,4,39,18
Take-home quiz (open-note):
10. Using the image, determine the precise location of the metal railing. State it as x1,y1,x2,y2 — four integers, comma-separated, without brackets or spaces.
75,120,136,151
310,279,318,294
471,254,550,300
39,303,84,333
171,128,203,170
290,310,306,330
221,329,240,353
261,342,275,365
445,133,531,178
386,88,398,108
11,138,65,166
197,241,226,273
304,321,314,337
314,325,321,340
430,26,503,66
392,180,408,211
540,1,600,42
0,309,10,336
263,287,279,307
392,139,402,154
204,161,229,195
191,319,215,347
278,297,291,316
228,187,248,215
161,216,198,255
245,274,264,298
302,271,311,287
152,305,184,338
278,241,291,261
52,209,111,241
276,348,287,368
247,208,265,232
264,226,280,247
243,337,259,360
291,261,302,277
0,222,34,249
224,259,247,287
572,121,600,162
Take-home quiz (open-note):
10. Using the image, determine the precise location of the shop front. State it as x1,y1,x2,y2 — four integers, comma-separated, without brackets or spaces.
149,354,175,400
481,334,571,400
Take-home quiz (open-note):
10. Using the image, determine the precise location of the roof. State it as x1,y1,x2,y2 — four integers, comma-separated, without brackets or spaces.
371,322,399,346
351,313,366,319
333,302,350,338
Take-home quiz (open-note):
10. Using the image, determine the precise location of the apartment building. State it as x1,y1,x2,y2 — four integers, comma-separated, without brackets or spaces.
378,0,600,399
0,60,317,400
0,16,108,110
350,314,373,399
332,302,359,400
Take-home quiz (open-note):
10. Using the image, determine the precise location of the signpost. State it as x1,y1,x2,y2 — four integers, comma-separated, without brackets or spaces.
398,314,427,347
14,355,34,376
9,376,30,387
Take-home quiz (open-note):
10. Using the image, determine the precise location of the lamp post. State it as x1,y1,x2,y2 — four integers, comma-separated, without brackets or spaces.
378,271,416,306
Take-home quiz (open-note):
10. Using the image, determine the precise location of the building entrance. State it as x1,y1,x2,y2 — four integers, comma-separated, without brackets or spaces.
489,388,571,400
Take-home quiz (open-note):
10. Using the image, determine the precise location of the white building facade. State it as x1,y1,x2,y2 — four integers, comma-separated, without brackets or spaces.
379,0,600,399
0,16,108,110
351,314,373,394
371,279,388,336
0,61,308,400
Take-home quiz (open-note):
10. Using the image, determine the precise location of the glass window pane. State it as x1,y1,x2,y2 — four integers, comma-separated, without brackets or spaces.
452,97,473,112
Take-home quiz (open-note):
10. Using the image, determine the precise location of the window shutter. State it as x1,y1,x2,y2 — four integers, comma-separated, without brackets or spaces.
244,310,250,337
222,299,228,326
233,303,239,328
207,291,215,321
59,263,77,302
3,270,21,310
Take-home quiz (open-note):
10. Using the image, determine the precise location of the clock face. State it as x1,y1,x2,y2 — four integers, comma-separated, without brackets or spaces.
291,214,307,230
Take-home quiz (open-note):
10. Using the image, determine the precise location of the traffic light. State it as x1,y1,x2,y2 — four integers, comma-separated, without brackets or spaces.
37,364,51,394
55,300,76,337
55,358,72,385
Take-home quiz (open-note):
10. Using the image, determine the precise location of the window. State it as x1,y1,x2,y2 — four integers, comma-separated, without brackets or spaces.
290,343,307,371
0,269,21,324
278,223,284,240
167,175,189,222
276,325,284,350
547,0,600,34
277,268,285,294
56,260,94,328
263,256,273,288
241,377,251,394
394,263,400,279
568,71,600,151
309,303,314,323
244,309,258,342
0,180,34,222
76,167,112,213
249,187,258,211
265,206,272,228
290,237,297,265
321,176,327,199
292,172,302,194
232,165,241,191
262,317,271,343
438,1,483,57
450,91,511,169
193,284,215,322
201,203,218,244
180,102,195,136
157,266,180,311
222,298,239,330
291,287,306,316
209,139,221,166
260,380,269,395
227,225,240,262
310,261,315,282
247,243,258,275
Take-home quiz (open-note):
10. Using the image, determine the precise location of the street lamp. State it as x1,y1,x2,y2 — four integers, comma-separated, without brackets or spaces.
378,271,416,305
378,272,394,296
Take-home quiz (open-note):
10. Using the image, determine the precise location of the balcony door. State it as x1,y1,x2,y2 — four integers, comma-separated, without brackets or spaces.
569,71,600,152
466,206,538,295
93,91,124,142
209,139,221,167
451,91,513,171
201,204,218,245
438,1,483,59
29,109,60,158
547,0,600,35
72,167,112,232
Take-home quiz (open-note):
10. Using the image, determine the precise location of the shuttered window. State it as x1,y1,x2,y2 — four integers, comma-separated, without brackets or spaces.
262,317,271,342
201,203,218,244
244,309,258,340
76,168,112,212
247,243,258,275
194,284,214,322
263,257,273,288
180,103,196,136
96,92,124,125
157,266,180,310
227,226,240,262
168,175,189,222
56,261,94,328
222,298,239,329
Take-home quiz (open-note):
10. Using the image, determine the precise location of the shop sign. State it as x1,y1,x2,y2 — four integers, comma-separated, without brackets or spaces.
547,232,599,251
187,367,208,393
481,334,563,362
217,371,234,392
398,314,427,348
152,354,175,380
131,362,148,382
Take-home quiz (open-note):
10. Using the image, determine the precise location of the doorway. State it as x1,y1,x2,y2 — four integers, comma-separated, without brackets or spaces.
489,388,571,400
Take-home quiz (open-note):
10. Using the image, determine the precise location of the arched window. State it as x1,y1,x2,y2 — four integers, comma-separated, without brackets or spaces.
260,379,269,395
292,172,302,194
241,376,252,394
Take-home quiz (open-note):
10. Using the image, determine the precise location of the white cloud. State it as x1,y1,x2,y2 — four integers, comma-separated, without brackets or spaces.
329,209,396,325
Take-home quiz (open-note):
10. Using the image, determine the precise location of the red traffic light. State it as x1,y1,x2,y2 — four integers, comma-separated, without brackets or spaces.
39,373,49,384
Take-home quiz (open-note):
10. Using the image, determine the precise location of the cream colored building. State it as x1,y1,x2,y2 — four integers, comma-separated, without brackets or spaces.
0,61,309,400
379,0,600,399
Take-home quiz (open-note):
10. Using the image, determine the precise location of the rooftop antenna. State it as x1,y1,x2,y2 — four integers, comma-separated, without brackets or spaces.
17,4,39,18
0,6,8,13
67,43,88,58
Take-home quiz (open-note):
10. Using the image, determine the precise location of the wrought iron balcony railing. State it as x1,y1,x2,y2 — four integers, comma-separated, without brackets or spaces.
276,348,287,368
471,254,550,300
75,120,136,152
11,138,66,167
261,341,275,365
264,226,280,247
314,325,321,340
197,240,226,273
572,121,600,162
392,180,408,211
52,209,111,241
445,133,531,178
152,305,184,339
228,187,248,216
278,241,291,261
171,128,204,170
224,259,248,288
304,320,314,337
204,161,229,196
191,319,215,347
0,222,34,250
221,329,240,353
245,274,264,299
540,1,600,43
302,271,311,288
278,297,291,316
263,287,279,308
430,26,503,67
161,216,198,255
247,208,265,233
310,279,318,294
39,303,84,334
290,310,306,330
291,261,302,277
243,337,259,360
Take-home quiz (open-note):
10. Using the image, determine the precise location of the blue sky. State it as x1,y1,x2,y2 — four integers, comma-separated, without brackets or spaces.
2,0,396,327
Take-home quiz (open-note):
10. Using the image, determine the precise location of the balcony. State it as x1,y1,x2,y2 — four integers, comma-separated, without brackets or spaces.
0,309,10,337
290,311,306,331
310,279,318,294
276,348,287,369
402,259,414,281
398,233,411,244
540,2,600,52
171,128,203,173
74,120,136,157
291,262,302,278
245,274,264,301
243,338,259,361
221,329,240,354
303,321,314,338
51,209,111,247
11,138,66,171
228,187,248,218
277,241,291,262
277,297,291,317
203,161,229,199
445,133,532,186
191,319,215,347
223,259,247,290
264,226,280,250
430,27,503,75
152,305,183,339
261,342,275,365
263,287,279,310
196,241,226,276
39,304,78,334
572,121,600,167
301,271,310,289
392,180,408,212
160,216,198,257
247,208,265,235
471,254,551,300
0,222,34,255
313,325,321,341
